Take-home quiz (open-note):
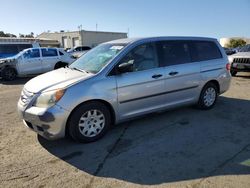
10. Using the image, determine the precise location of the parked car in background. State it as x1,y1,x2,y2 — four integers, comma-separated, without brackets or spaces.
232,46,242,53
223,47,235,55
67,46,91,58
0,47,75,80
228,44,250,76
18,37,231,143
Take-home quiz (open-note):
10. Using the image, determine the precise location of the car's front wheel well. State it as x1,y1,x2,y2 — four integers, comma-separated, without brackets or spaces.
65,99,116,137
3,65,17,72
54,62,68,69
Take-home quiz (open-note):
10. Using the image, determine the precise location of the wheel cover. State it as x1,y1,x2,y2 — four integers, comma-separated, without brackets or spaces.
5,69,16,79
78,109,105,138
203,87,216,107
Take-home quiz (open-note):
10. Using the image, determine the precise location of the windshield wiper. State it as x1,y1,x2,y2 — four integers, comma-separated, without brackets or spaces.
71,67,85,72
71,67,90,74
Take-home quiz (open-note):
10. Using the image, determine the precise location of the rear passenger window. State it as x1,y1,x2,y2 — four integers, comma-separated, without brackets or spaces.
191,41,222,61
157,41,191,66
42,49,58,57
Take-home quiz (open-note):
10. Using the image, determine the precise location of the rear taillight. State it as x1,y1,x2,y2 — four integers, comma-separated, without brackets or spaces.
226,63,231,71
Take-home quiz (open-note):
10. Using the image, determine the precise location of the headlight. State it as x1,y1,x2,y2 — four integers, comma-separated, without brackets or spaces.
33,89,66,108
228,56,234,63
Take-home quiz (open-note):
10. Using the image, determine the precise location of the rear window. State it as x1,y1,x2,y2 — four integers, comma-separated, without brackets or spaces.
157,41,191,66
191,41,222,61
42,48,58,57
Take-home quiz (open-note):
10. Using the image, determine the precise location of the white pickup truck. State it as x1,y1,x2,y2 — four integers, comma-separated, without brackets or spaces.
0,47,75,80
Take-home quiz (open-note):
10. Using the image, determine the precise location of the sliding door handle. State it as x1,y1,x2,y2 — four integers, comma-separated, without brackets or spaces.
169,71,178,76
152,74,163,79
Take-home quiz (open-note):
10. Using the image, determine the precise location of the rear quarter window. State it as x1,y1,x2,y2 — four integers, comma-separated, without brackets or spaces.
191,41,222,62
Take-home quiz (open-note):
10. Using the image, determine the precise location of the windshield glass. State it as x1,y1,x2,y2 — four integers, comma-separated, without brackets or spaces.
13,49,28,58
239,45,250,52
69,43,126,73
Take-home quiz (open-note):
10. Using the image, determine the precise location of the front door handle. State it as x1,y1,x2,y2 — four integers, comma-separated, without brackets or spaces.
169,71,178,76
152,74,163,79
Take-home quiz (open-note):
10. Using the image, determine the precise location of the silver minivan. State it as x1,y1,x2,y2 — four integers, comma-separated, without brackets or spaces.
17,37,231,142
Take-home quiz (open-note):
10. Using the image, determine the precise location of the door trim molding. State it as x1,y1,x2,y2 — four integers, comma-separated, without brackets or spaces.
119,85,199,104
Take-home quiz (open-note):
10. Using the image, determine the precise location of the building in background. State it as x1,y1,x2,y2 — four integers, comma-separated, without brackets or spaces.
0,37,60,58
38,30,128,49
220,37,250,47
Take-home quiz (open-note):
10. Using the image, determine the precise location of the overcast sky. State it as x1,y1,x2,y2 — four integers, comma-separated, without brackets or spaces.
1,0,250,39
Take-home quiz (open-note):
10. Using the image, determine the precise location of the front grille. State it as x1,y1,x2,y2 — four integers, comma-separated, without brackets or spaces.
233,58,250,64
20,88,34,107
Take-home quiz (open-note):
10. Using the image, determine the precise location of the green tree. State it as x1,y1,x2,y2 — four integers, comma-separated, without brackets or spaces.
19,32,34,38
0,31,16,37
226,39,246,48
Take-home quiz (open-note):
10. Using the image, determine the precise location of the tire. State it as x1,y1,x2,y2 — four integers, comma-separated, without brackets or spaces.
230,70,237,76
1,67,17,81
197,82,218,110
68,102,111,143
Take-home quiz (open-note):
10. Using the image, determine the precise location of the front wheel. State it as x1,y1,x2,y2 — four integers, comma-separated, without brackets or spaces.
197,82,218,110
1,67,17,81
68,102,111,143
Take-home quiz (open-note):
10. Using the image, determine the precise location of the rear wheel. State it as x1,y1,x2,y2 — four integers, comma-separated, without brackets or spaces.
197,82,218,110
1,67,17,81
230,70,237,76
68,102,111,143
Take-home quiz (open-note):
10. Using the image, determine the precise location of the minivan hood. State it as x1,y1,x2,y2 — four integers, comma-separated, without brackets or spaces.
24,68,93,93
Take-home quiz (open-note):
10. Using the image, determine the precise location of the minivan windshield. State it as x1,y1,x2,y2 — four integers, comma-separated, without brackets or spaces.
69,43,126,73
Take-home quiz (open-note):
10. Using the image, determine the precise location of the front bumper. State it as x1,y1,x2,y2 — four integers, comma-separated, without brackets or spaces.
17,100,70,140
231,62,250,72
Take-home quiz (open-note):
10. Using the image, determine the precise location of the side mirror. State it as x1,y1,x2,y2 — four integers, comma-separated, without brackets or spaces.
118,62,133,73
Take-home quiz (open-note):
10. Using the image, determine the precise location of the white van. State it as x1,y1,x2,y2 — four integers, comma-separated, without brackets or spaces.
0,47,75,80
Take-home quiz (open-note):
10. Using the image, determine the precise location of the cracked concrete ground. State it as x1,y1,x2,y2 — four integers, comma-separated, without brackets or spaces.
0,74,250,188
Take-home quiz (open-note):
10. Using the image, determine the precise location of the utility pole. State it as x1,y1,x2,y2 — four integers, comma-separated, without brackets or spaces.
78,25,83,46
96,23,98,32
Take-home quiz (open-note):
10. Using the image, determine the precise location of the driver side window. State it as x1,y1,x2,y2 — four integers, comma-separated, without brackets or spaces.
23,49,40,59
120,43,159,72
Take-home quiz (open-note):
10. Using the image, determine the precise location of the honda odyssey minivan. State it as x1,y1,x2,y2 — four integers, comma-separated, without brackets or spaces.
17,37,231,142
